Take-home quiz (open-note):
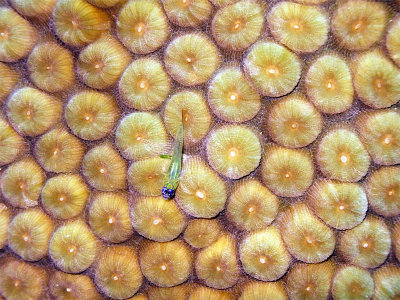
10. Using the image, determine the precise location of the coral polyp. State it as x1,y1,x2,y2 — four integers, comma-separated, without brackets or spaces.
268,1,329,53
365,166,400,217
239,282,288,300
206,125,261,179
286,261,335,300
332,265,374,300
353,50,400,109
95,245,143,299
7,87,62,137
164,33,221,86
208,66,261,123
139,240,192,287
41,174,89,220
88,192,133,243
7,208,54,261
244,40,301,97
82,142,127,191
266,93,323,148
279,203,335,263
305,53,353,114
331,0,388,51
53,0,111,47
195,234,240,289
261,145,314,197
131,196,186,242
77,36,131,90
65,91,120,141
176,157,227,218
119,57,171,111
0,117,26,166
49,271,102,300
49,220,99,274
316,127,370,182
162,0,212,27
1,158,45,208
115,112,168,161
34,127,84,173
212,1,264,51
306,180,368,230
28,42,75,93
164,90,212,146
0,259,47,300
338,215,391,268
355,109,400,165
117,0,170,54
183,218,222,249
0,63,19,103
227,179,279,231
0,7,37,62
239,227,291,281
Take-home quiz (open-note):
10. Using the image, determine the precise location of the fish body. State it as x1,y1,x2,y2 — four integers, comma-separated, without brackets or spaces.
161,121,183,200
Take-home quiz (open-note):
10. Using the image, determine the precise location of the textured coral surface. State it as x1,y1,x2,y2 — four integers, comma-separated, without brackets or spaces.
0,0,400,299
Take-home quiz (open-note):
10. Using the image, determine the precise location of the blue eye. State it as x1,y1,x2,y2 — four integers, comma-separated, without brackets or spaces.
162,186,175,199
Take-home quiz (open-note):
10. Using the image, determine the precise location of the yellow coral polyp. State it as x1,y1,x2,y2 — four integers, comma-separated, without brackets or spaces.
244,41,301,97
53,0,111,47
212,1,264,51
117,0,170,54
268,1,329,53
206,125,261,179
208,66,261,123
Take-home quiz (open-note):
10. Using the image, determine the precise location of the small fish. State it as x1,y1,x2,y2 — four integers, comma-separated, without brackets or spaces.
161,117,184,200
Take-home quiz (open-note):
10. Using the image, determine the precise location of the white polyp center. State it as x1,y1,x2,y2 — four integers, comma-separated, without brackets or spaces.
362,242,369,248
230,94,237,101
14,281,19,287
46,66,51,70
23,235,29,242
59,196,64,202
108,217,114,224
137,25,143,33
216,266,222,272
388,190,395,196
234,23,240,30
182,0,187,3
339,205,345,211
53,149,59,156
230,150,237,157
66,288,72,293
291,123,298,129
340,155,348,163
94,64,101,69
384,137,391,144
161,264,167,271
293,24,300,30
285,173,290,178
139,81,146,89
327,82,333,89
259,257,266,264
306,286,311,292
26,110,31,116
354,22,362,30
196,191,205,199
85,116,90,121
0,32,5,37
248,206,254,213
113,275,119,281
69,247,75,253
268,68,276,74
136,136,142,141
186,57,192,63
153,218,161,225
100,168,106,174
